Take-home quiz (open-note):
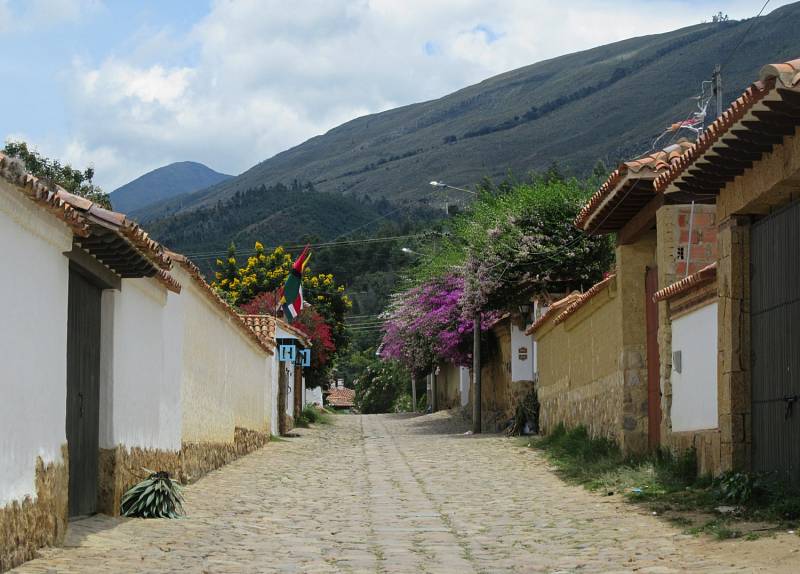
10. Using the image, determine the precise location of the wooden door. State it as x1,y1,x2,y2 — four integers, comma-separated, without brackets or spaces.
645,266,661,449
66,268,102,517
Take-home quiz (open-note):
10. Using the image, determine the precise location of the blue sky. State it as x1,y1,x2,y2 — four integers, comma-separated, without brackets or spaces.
0,0,794,190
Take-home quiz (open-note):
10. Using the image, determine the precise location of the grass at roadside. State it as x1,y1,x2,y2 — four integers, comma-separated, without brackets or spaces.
295,405,334,428
524,424,800,539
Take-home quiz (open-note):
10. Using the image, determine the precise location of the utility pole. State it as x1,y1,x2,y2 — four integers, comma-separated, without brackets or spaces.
713,64,723,118
411,375,417,412
472,312,482,434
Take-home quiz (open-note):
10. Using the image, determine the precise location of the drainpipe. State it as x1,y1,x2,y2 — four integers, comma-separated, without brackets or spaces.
685,201,696,278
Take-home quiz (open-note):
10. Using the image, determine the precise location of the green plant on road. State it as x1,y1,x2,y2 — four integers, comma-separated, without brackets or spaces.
120,470,184,519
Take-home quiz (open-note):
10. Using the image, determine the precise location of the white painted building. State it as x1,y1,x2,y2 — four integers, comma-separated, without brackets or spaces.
0,154,278,571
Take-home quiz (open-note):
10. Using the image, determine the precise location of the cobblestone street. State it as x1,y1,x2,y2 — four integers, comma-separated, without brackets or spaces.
13,413,800,573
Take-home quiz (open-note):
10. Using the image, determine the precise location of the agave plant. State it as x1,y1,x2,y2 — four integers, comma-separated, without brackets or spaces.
120,469,185,518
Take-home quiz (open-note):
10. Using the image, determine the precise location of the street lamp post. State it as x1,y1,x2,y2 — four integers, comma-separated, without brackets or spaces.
429,177,482,433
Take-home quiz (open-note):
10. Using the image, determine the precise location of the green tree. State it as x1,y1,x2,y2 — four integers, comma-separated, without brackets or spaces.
3,140,112,209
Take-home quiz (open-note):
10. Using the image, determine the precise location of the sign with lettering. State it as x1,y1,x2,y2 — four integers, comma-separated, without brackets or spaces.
279,344,296,363
296,349,311,367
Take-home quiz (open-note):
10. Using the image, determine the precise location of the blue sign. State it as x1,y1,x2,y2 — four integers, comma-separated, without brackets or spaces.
279,344,296,363
297,349,311,367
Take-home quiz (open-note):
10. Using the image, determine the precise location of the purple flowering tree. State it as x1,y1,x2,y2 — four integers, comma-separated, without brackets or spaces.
380,274,499,376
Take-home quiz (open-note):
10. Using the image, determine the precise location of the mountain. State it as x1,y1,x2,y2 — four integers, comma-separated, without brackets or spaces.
110,161,232,214
138,3,800,228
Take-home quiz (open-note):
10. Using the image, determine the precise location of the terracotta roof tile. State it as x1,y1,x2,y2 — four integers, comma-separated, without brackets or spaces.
0,152,90,237
653,263,716,302
275,317,312,347
554,274,616,325
153,268,182,294
654,57,800,194
525,292,582,335
241,314,277,346
57,189,172,269
575,140,693,231
327,387,355,408
168,251,274,355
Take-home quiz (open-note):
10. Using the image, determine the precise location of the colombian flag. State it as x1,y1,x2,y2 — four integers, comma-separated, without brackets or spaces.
280,245,311,323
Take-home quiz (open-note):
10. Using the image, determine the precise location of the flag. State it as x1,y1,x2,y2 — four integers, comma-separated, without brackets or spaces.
280,245,311,323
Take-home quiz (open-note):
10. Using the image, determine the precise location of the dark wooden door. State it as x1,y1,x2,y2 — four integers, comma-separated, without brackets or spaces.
66,268,102,517
751,201,800,482
645,266,661,449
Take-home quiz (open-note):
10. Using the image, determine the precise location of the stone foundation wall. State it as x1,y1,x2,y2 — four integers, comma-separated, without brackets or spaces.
98,427,270,517
0,446,68,572
669,429,723,477
538,373,624,443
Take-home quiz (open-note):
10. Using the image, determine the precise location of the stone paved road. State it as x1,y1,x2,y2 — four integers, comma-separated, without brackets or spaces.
13,412,800,573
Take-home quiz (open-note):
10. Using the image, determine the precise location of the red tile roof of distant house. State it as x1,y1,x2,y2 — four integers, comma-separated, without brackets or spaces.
654,58,800,195
554,274,616,325
327,387,355,408
653,263,717,302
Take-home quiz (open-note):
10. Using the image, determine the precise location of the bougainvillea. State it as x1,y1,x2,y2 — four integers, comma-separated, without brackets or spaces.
380,274,499,376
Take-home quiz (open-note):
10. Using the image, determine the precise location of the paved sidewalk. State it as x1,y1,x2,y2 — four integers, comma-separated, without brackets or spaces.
12,412,800,573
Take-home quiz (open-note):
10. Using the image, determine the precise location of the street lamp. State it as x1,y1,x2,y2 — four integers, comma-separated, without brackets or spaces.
429,180,477,195
401,247,423,256
429,177,481,433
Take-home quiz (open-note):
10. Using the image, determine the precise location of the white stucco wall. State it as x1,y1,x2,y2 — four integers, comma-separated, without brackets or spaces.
459,367,470,407
98,278,183,452
270,357,279,435
173,267,271,443
511,323,535,382
0,184,72,505
305,386,323,406
285,361,295,418
671,302,718,432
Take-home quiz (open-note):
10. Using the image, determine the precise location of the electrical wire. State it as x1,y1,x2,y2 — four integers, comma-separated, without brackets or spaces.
720,0,771,72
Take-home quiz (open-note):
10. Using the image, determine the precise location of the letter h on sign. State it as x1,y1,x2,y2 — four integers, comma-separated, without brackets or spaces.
279,344,296,363
296,349,311,367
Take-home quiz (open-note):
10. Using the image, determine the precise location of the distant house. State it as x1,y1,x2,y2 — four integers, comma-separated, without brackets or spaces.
0,154,278,571
430,309,539,431
326,384,355,409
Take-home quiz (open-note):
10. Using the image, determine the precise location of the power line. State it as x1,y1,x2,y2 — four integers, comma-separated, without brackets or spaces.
183,233,426,261
720,0,770,72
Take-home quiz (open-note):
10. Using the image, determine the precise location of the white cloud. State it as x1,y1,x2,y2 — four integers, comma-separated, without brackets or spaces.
47,0,795,191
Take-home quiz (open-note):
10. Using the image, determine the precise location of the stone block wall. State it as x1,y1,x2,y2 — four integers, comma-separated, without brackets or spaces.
97,427,270,517
535,278,628,446
0,446,68,572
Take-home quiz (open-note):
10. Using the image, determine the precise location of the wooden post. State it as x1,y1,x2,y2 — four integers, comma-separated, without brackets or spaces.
473,313,482,434
294,365,303,420
431,370,438,412
278,364,287,435
411,376,417,412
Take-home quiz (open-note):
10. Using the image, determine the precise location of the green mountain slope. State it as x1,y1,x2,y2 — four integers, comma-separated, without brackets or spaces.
139,3,800,224
111,161,231,214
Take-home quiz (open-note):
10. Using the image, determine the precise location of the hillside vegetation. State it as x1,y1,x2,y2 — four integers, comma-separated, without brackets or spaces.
112,161,231,213
138,3,800,223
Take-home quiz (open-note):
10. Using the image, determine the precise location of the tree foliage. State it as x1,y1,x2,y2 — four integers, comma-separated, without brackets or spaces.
2,140,112,209
215,241,352,387
354,357,411,414
382,173,614,374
